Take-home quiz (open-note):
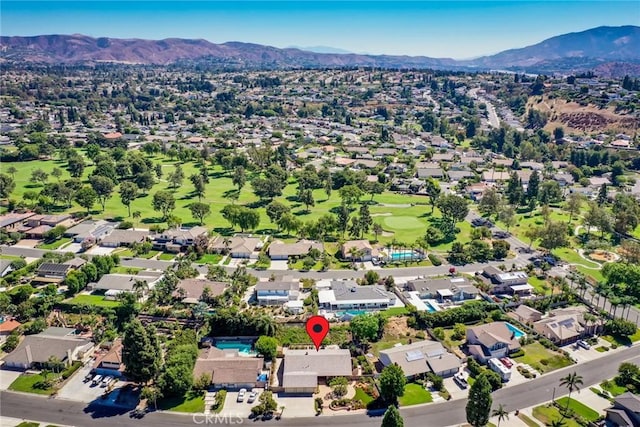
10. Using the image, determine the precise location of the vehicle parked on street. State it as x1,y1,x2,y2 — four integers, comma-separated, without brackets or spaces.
91,375,103,386
101,376,113,387
237,388,247,402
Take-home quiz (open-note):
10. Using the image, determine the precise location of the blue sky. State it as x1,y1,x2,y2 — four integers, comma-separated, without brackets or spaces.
2,1,638,58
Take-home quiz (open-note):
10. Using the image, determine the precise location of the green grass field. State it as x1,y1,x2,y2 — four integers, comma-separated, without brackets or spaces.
157,392,205,413
353,387,375,405
555,397,599,422
36,237,72,250
9,373,57,395
513,342,573,373
398,383,432,406
1,154,472,246
195,254,222,264
67,294,121,307
532,405,580,427
600,380,628,397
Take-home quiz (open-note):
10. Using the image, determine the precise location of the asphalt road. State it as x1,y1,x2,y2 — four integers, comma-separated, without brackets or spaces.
1,346,638,427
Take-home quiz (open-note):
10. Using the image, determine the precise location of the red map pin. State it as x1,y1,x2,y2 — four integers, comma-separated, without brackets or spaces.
305,315,329,351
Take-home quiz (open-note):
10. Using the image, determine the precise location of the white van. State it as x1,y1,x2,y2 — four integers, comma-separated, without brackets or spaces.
91,375,103,386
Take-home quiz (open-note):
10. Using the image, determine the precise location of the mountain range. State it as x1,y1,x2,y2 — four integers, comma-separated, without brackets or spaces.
1,26,639,75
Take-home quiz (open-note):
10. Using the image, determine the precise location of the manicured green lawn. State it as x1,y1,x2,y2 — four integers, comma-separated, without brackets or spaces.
398,383,432,406
157,392,205,413
67,294,121,307
353,387,374,405
600,380,628,397
138,250,160,259
111,266,142,274
532,405,580,427
555,397,599,422
379,307,410,318
552,248,604,283
36,237,72,250
518,413,541,427
158,252,176,261
528,276,549,295
513,342,573,373
16,422,41,427
195,254,222,264
383,216,424,230
9,373,57,395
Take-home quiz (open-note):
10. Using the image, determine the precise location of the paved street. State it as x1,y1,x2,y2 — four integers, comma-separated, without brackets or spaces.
1,346,637,427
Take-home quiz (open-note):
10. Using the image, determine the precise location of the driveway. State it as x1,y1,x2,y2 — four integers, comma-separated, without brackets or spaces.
0,369,22,391
219,390,254,419
270,260,289,270
276,393,315,418
85,246,116,255
57,363,106,403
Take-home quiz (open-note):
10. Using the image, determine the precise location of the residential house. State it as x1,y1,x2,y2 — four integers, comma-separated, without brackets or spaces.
466,322,521,363
255,279,300,305
2,327,94,370
416,167,444,179
64,220,118,244
318,280,396,311
341,240,377,261
268,240,324,260
89,273,162,298
280,347,352,394
26,214,72,228
174,279,227,304
210,235,262,259
482,266,532,295
508,305,543,324
405,277,479,303
34,263,73,284
0,259,14,278
93,339,125,378
193,346,265,390
605,392,640,427
379,340,460,378
533,307,601,346
100,229,149,248
0,318,22,337
152,226,209,252
0,212,35,233
482,171,511,183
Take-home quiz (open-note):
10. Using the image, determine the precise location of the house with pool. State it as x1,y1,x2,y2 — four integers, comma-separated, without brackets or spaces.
318,280,396,312
466,322,522,364
482,266,533,296
405,277,480,304
192,346,267,391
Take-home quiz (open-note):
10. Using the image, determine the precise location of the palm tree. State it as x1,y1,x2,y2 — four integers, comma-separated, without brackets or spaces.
132,279,149,299
491,404,509,427
559,372,583,413
550,418,566,427
372,223,383,242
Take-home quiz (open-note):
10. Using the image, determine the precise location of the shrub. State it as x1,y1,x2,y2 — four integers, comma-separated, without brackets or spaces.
314,397,323,414
61,361,83,380
428,253,442,266
510,349,525,358
117,221,134,230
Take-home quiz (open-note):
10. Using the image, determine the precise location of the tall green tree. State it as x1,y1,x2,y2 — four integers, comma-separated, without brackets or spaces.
466,373,492,427
381,404,404,427
189,202,211,225
168,164,184,190
559,372,583,412
122,319,162,385
119,181,138,217
424,178,441,213
437,194,469,236
74,186,97,213
232,166,247,191
379,364,406,404
89,175,115,212
0,174,15,199
152,190,176,220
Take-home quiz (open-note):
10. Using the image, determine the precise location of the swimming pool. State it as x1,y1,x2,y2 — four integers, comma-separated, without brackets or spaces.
336,310,369,318
215,340,255,354
424,301,437,313
388,250,421,261
505,322,526,339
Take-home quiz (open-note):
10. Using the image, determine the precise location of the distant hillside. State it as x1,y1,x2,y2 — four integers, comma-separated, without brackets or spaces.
1,26,639,75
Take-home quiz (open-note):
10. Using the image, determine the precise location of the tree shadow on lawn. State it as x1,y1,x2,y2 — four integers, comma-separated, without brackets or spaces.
213,226,235,236
141,217,165,224
209,171,227,179
293,209,311,216
246,199,270,209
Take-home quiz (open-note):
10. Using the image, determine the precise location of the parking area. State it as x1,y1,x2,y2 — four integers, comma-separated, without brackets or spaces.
219,390,256,419
57,363,109,402
0,369,22,391
563,338,610,363
275,394,315,418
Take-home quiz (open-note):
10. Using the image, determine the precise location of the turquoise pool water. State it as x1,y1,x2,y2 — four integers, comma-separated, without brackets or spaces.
336,310,369,317
505,322,526,339
389,250,420,261
424,301,437,313
215,341,254,354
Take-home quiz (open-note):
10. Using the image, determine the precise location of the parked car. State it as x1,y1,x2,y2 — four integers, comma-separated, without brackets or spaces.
500,357,513,368
101,376,113,387
237,388,247,402
91,375,103,386
577,340,591,350
247,391,258,403
453,372,468,389
84,372,94,383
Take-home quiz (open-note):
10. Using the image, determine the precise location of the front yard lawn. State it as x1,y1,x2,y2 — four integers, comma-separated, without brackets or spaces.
513,342,573,373
158,252,176,261
379,307,410,318
398,383,432,406
157,391,205,413
111,266,142,274
354,387,375,405
9,373,57,395
196,254,222,264
138,250,160,259
555,397,599,422
37,237,71,250
67,294,121,308
532,405,580,427
600,380,628,397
